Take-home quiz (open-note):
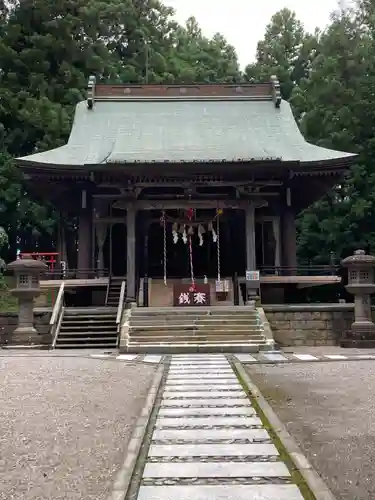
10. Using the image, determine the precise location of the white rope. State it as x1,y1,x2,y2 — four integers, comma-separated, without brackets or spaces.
162,211,167,285
216,215,221,282
188,235,195,290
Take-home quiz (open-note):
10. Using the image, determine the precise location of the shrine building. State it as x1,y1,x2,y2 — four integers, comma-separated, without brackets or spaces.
15,77,356,306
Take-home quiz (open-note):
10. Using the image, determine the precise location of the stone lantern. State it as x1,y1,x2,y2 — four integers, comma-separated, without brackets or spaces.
341,249,375,347
7,258,48,342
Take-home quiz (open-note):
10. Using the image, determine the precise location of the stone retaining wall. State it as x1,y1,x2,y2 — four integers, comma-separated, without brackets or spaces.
264,304,357,347
0,308,52,347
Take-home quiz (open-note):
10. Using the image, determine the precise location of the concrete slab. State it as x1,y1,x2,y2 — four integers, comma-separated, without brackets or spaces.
166,378,239,385
116,354,138,360
261,353,288,362
168,368,234,374
137,484,303,500
152,428,269,441
158,407,256,417
148,443,279,457
161,398,250,407
143,461,290,478
167,374,238,380
292,354,318,361
143,355,163,363
169,363,229,367
324,355,348,360
163,391,246,399
155,416,262,427
234,354,258,362
163,384,241,391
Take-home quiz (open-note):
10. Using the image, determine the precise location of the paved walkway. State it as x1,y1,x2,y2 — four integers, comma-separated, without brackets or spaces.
89,351,375,364
136,354,304,499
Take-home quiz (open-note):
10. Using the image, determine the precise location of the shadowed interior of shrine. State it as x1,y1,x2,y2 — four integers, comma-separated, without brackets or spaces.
100,209,277,280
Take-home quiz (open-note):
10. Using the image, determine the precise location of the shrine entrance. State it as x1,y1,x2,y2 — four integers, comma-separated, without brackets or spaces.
143,209,246,281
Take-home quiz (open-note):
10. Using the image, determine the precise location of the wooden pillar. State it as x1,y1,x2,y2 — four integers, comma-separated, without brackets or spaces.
96,223,108,277
126,204,136,301
245,205,256,271
282,208,297,269
77,189,92,275
143,217,150,277
56,214,68,267
272,217,281,268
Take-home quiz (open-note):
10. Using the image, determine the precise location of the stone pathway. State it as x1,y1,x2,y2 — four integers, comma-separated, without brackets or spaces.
89,351,375,364
136,354,304,500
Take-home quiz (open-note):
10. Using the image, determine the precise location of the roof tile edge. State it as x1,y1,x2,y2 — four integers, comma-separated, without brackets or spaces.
85,76,277,105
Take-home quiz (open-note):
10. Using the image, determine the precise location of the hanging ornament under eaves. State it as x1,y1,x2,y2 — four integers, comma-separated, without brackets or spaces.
208,222,217,243
182,226,188,244
172,222,179,244
197,224,205,246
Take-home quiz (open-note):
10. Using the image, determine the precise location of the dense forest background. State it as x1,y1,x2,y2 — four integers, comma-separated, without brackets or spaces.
0,0,373,267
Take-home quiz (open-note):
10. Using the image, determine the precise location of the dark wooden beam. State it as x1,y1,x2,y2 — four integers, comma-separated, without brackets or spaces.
116,199,267,210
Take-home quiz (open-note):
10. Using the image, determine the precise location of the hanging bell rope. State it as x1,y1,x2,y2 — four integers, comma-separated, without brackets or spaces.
187,208,196,291
161,211,167,285
216,210,221,282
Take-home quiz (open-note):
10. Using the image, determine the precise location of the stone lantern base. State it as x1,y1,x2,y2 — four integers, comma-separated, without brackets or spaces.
341,321,375,348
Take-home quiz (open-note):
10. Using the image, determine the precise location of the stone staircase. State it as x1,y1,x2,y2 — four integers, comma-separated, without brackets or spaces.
106,277,125,307
126,306,273,353
55,307,118,349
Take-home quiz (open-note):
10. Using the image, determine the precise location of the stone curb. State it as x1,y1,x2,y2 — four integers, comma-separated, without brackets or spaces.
107,363,165,500
233,360,337,500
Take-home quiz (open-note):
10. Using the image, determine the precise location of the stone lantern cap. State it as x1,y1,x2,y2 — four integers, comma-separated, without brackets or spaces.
7,258,48,274
341,249,375,268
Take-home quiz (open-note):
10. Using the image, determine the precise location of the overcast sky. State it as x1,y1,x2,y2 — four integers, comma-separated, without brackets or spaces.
166,0,342,68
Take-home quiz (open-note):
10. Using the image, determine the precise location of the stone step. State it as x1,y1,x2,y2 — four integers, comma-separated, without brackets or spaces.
130,324,261,332
64,308,117,315
127,343,264,353
129,336,266,343
62,319,116,324
57,335,117,342
131,312,258,319
63,315,117,321
60,328,117,334
56,342,117,349
130,318,260,325
131,308,257,316
129,328,263,336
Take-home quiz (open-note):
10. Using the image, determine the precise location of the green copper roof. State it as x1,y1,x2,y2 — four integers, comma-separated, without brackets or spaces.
17,98,356,167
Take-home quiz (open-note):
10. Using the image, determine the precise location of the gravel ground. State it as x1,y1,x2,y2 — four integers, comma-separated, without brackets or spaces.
281,345,375,356
246,361,375,500
0,356,157,500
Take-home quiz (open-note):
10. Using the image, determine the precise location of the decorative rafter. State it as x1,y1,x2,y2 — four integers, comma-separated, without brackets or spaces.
270,75,281,108
87,75,96,109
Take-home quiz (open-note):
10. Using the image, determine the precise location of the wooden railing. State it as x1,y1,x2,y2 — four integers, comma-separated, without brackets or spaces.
116,281,127,342
50,283,65,349
258,265,338,276
44,268,109,280
105,276,111,305
146,265,338,280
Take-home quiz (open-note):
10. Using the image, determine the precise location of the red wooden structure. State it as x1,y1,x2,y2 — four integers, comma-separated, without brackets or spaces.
19,252,59,303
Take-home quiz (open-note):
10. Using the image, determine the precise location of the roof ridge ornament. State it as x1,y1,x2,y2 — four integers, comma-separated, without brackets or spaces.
270,75,281,108
87,75,96,109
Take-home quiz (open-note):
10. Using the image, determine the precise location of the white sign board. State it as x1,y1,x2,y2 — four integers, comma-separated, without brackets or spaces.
246,270,260,281
215,280,230,292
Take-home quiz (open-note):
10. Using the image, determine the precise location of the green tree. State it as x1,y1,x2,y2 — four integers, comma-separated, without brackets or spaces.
292,10,375,260
244,8,319,99
0,0,243,260
167,17,240,83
